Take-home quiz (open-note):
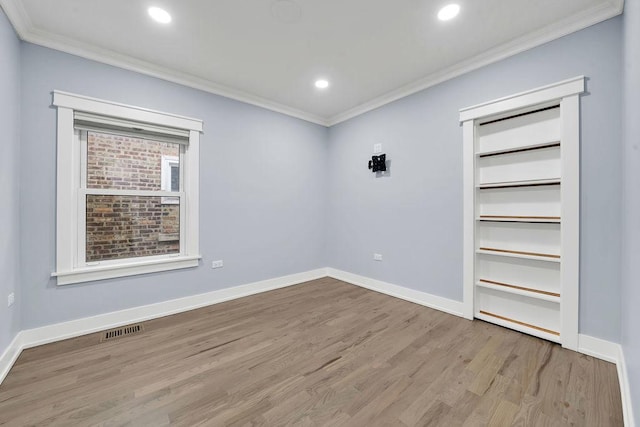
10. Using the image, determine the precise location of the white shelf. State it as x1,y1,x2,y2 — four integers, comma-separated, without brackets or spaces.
477,215,560,223
475,310,561,343
476,141,560,157
476,280,560,303
476,248,560,263
477,178,561,189
463,77,582,349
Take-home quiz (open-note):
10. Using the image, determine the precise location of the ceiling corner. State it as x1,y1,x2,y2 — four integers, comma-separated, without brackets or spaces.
0,0,33,38
326,0,624,127
0,0,330,127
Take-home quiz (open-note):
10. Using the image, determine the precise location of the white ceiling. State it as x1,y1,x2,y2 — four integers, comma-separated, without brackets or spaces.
0,0,623,125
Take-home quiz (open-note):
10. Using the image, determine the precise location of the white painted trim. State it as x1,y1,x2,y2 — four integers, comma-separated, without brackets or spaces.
53,94,202,286
326,268,466,318
81,188,183,198
618,345,636,427
462,120,475,320
2,268,634,426
577,335,635,427
578,334,620,363
461,77,584,351
185,130,200,258
0,333,24,385
0,0,621,126
0,0,32,36
53,255,202,286
0,268,327,386
25,268,327,348
328,2,619,126
15,23,327,126
53,91,203,132
560,94,581,351
55,106,76,276
459,76,585,122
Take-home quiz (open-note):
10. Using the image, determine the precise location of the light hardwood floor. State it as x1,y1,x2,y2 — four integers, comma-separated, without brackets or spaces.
0,278,623,426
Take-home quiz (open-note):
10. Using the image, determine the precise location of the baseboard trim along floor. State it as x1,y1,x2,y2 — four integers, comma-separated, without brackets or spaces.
0,268,326,384
0,268,633,426
326,268,468,319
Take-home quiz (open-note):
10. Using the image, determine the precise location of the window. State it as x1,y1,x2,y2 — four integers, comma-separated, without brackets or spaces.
161,155,180,204
52,91,202,285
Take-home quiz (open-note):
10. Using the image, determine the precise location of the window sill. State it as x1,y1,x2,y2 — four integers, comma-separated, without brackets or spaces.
52,255,201,286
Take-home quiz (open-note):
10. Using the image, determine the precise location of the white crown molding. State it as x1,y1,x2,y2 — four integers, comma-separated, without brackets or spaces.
0,0,623,128
0,0,31,35
0,0,329,126
326,0,623,126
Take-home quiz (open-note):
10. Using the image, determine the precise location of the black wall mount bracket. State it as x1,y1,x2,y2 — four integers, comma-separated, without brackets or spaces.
368,154,386,172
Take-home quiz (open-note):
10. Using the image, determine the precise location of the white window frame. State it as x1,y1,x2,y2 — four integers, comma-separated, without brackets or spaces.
52,91,202,285
161,155,180,204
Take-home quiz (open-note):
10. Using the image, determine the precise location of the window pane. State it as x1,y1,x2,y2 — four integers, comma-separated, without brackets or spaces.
170,164,180,192
86,195,180,262
86,131,180,191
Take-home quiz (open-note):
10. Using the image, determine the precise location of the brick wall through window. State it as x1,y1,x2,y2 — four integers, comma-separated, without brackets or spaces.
85,132,180,262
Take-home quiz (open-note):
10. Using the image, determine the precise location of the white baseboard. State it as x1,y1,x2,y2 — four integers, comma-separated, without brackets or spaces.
578,334,620,363
618,345,636,427
327,268,637,425
326,268,467,318
1,266,635,427
0,332,24,385
578,334,634,427
0,268,326,385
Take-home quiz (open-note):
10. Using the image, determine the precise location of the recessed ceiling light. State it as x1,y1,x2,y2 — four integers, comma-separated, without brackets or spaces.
438,4,460,21
315,79,329,89
148,7,172,24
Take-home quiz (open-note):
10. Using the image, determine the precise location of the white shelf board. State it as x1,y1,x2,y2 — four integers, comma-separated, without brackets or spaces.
477,178,561,189
475,281,560,304
476,140,560,157
476,248,561,263
475,311,561,343
477,216,560,223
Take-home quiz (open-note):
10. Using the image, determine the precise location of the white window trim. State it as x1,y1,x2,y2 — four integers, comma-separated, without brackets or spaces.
51,91,202,285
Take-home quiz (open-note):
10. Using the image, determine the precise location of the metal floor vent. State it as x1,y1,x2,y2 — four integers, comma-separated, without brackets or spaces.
100,324,144,342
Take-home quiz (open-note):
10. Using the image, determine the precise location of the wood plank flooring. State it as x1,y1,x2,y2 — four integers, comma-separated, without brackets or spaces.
0,278,623,426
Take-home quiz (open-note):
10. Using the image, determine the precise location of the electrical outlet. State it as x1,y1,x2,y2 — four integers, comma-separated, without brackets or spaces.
7,293,15,307
211,260,224,269
373,143,382,154
373,253,383,261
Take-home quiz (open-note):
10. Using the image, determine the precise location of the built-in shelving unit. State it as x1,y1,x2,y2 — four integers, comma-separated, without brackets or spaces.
460,77,584,350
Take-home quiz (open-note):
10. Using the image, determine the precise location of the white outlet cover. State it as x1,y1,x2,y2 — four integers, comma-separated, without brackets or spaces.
373,143,382,154
373,253,383,261
7,293,15,307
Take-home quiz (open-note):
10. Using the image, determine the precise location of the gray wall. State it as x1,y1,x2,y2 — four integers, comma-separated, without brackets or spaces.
19,43,328,329
326,17,623,342
0,9,21,355
622,0,640,419
6,10,629,347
